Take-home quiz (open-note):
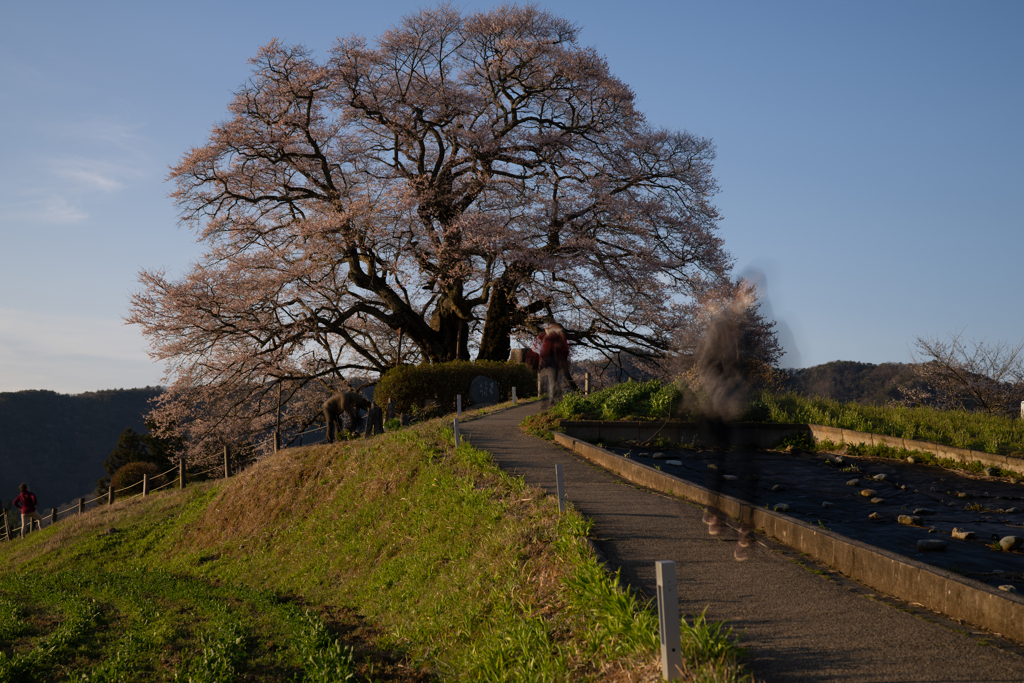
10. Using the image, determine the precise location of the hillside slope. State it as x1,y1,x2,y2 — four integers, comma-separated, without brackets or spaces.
0,416,745,682
0,387,161,509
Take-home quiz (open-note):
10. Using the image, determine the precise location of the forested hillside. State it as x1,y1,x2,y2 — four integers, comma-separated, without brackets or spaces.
781,361,925,405
0,388,161,512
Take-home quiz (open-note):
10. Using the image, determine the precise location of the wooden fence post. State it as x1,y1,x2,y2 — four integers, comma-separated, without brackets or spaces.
274,430,280,454
224,445,231,478
108,485,115,505
585,372,591,395
179,459,186,489
457,394,462,419
51,508,57,526
142,473,149,497
78,498,85,515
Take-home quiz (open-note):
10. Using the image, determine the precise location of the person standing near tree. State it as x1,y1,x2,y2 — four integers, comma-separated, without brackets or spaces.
537,324,570,406
13,484,41,535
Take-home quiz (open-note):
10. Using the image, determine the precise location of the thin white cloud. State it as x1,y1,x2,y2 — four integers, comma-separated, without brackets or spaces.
52,158,135,192
0,195,89,224
0,307,160,393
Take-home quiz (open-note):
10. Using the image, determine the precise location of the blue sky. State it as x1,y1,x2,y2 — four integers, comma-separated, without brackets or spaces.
1,0,1021,393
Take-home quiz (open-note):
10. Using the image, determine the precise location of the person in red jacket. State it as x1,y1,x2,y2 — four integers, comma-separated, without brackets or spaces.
13,483,42,535
536,323,570,406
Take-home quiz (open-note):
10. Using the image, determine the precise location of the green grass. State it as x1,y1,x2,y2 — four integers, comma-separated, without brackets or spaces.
0,415,749,682
746,390,1024,457
547,380,1024,459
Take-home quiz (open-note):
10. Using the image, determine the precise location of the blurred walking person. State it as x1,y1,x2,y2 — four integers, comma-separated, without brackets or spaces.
14,484,42,536
695,290,759,560
537,323,570,407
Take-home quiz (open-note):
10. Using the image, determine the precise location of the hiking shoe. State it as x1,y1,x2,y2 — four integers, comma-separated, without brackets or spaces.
703,511,724,536
734,529,753,560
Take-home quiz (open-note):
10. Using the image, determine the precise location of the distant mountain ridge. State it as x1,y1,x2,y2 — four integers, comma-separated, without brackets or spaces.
780,360,925,405
0,387,162,513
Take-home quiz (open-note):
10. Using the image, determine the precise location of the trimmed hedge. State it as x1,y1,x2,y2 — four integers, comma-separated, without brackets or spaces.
375,360,537,413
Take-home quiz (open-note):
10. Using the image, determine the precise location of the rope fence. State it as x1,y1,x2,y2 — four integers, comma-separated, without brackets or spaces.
2,448,250,541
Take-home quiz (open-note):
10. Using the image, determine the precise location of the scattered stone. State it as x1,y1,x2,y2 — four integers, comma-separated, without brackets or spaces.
956,492,969,499
638,452,649,458
914,508,936,515
707,463,718,470
822,501,835,508
834,456,844,465
666,460,683,466
917,539,948,552
984,467,999,476
652,452,667,459
1005,507,1019,514
771,484,785,492
870,497,885,504
999,536,1023,551
951,528,975,540
861,489,877,497
773,503,790,512
998,585,1018,593
906,456,915,464
873,473,887,481
898,515,922,526
846,478,860,486
868,512,882,521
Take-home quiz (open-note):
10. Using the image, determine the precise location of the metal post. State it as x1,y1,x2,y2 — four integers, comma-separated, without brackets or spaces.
78,497,85,515
179,459,186,489
555,464,566,513
457,394,462,419
453,417,460,446
224,445,231,478
142,473,149,497
656,561,683,681
512,386,517,406
585,372,591,396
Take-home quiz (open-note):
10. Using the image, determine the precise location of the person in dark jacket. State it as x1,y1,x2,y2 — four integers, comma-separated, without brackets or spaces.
13,483,42,535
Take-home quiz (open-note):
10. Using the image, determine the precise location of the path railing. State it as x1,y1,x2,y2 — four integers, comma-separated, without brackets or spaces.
1,446,244,542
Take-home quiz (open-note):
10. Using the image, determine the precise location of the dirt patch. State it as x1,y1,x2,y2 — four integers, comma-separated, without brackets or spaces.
611,445,1024,592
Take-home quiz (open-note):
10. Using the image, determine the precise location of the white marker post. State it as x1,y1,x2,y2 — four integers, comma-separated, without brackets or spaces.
656,561,683,681
555,464,566,513
512,386,517,406
457,394,462,419
453,417,460,446
585,372,591,395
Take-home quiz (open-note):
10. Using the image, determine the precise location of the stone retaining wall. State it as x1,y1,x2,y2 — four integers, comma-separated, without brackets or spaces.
552,431,1024,644
558,421,1024,476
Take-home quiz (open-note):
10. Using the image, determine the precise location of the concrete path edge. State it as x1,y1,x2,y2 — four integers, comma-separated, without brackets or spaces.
553,431,1024,643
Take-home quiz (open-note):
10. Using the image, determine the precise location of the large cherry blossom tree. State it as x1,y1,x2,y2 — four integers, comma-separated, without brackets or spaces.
129,4,739,461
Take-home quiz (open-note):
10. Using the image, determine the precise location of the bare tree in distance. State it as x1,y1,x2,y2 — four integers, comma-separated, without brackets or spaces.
128,4,750,461
910,330,1024,416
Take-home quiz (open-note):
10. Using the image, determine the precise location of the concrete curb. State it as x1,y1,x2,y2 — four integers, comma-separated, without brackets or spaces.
552,431,1024,643
558,420,1024,475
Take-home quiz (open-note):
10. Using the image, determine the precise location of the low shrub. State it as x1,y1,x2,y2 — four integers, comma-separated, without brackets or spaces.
554,380,684,421
375,360,536,413
110,461,163,495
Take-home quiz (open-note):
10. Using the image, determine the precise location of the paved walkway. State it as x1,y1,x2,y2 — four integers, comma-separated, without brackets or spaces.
460,403,1024,682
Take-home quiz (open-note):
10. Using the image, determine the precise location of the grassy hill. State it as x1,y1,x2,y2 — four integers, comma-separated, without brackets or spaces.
0,388,161,510
0,414,748,682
